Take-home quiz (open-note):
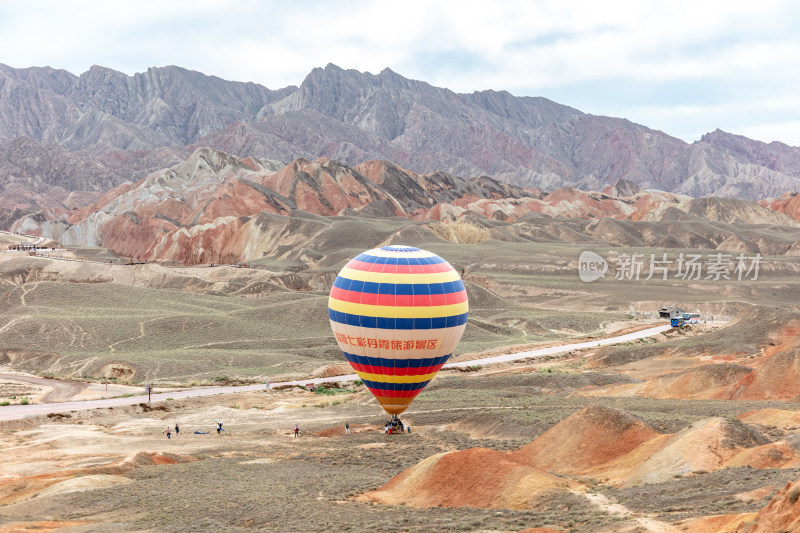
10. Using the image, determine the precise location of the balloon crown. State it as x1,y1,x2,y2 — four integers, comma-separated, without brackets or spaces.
380,245,420,252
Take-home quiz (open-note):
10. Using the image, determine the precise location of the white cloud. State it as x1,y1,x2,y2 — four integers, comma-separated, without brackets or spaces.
0,0,799,145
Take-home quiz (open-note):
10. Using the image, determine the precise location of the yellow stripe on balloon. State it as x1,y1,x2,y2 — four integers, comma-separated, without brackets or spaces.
354,370,439,384
327,298,469,319
337,267,461,284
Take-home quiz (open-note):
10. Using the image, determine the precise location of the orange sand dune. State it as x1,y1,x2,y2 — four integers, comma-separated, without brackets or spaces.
0,452,194,506
596,320,800,402
511,405,659,474
725,441,800,470
363,404,797,511
734,476,800,532
738,408,800,430
359,447,570,509
623,418,768,486
637,363,753,400
674,513,755,533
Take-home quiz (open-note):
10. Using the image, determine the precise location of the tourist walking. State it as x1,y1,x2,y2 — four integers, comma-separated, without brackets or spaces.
294,424,299,438
345,422,350,435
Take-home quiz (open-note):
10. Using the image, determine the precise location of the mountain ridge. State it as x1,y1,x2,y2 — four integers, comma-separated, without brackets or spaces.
2,63,800,201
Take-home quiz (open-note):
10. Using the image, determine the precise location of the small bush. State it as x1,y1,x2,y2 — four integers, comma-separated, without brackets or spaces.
0,401,9,406
314,387,354,396
20,397,29,405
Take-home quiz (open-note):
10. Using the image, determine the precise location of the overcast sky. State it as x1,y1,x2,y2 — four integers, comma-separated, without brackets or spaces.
2,0,799,146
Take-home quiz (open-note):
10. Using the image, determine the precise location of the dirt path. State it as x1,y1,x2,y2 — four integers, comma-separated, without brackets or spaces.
582,492,680,532
0,373,89,402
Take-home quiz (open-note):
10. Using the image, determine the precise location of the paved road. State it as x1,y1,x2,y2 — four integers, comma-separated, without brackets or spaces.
0,323,673,422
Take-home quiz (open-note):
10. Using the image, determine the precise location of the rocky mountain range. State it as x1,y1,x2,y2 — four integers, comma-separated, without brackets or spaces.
8,147,800,265
2,63,800,202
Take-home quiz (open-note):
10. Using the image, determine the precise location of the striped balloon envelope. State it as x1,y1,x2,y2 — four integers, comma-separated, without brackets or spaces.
328,246,469,415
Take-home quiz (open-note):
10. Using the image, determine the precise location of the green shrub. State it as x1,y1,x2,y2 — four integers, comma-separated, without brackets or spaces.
20,397,29,405
314,387,354,395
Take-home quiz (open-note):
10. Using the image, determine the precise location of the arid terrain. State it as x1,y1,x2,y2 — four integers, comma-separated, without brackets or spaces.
1,221,800,531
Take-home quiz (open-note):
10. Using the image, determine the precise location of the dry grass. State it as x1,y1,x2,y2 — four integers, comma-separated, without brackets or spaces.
425,220,492,244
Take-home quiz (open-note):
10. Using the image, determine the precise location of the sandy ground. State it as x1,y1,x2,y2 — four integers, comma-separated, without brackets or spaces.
2,368,799,532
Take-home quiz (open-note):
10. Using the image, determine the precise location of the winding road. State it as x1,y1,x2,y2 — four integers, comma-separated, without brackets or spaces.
0,373,89,402
0,323,673,422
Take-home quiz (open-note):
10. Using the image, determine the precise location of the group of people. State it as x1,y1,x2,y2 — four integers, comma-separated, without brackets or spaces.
164,420,412,439
163,422,226,438
384,416,409,434
163,423,180,439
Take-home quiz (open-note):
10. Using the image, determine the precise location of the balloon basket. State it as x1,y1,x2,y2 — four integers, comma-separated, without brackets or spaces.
384,415,406,435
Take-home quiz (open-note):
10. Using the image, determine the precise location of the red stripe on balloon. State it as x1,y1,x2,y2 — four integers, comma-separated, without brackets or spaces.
349,362,446,376
346,259,454,274
368,388,423,399
329,286,467,307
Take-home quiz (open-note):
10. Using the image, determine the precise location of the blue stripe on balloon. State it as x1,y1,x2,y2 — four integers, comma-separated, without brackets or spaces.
328,309,468,329
353,254,446,265
341,352,451,368
332,277,465,295
361,379,430,391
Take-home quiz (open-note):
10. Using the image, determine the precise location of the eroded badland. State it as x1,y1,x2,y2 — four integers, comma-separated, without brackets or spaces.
1,226,800,533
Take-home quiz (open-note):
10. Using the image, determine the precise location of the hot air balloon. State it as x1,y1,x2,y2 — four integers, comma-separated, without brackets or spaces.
328,246,468,415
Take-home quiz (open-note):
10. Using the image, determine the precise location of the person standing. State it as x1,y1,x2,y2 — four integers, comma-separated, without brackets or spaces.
294,425,299,438
217,422,223,435
175,423,180,436
165,426,171,439
345,422,350,435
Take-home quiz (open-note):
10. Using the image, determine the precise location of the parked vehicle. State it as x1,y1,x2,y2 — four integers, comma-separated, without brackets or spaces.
682,312,700,324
